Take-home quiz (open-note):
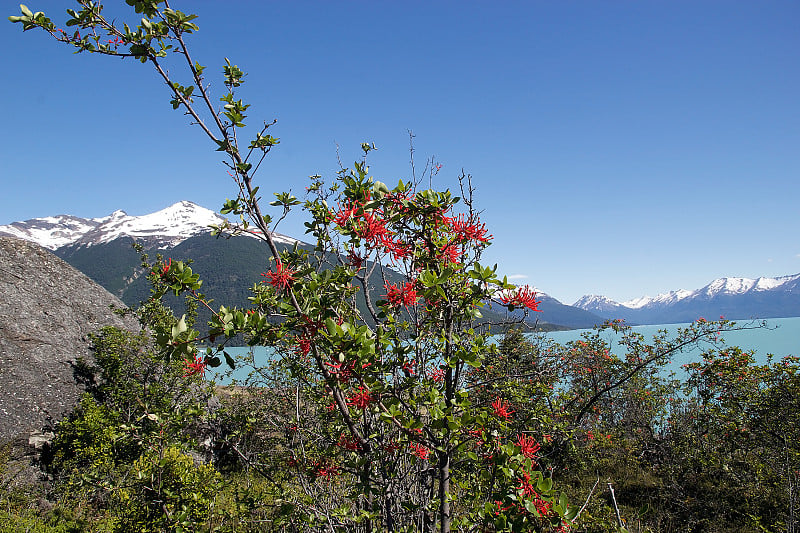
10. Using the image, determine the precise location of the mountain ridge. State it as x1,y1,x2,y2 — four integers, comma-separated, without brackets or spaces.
574,273,800,324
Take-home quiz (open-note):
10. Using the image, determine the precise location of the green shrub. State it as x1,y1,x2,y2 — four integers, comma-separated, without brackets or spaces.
114,446,221,532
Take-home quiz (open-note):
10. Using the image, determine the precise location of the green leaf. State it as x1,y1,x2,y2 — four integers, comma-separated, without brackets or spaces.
536,477,553,493
564,505,579,521
20,4,33,17
558,492,569,512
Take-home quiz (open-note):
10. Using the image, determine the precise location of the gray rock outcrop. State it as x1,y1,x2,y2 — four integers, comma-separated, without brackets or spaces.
0,237,137,441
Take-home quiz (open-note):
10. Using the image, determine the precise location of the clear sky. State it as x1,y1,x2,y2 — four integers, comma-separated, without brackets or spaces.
2,1,798,305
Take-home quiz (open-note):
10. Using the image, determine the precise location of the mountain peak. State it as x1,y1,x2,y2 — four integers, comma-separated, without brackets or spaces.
0,201,303,250
572,294,623,313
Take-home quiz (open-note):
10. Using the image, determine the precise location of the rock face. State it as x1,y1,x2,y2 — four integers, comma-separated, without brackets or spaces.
0,237,137,441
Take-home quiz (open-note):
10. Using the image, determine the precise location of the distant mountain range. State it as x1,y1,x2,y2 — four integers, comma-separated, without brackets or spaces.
573,274,800,324
2,201,797,328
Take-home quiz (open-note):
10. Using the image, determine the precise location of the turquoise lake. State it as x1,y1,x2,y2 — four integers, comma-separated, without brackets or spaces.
207,316,800,384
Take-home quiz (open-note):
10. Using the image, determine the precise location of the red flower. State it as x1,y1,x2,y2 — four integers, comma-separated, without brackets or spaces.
409,442,430,460
449,213,491,244
382,440,401,454
154,258,172,278
516,434,541,460
337,433,361,451
357,211,390,247
533,496,552,516
386,239,413,262
493,500,512,516
466,428,484,447
384,281,418,307
314,461,340,478
183,355,207,378
346,249,364,270
294,336,311,357
333,202,358,227
439,244,461,264
326,359,371,383
346,386,373,410
491,397,515,420
261,263,296,291
498,285,542,312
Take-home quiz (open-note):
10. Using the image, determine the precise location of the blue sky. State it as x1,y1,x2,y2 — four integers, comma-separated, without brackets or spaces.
2,1,798,304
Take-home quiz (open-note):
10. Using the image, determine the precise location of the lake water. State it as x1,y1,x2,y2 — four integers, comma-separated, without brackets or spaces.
207,316,800,384
539,316,800,376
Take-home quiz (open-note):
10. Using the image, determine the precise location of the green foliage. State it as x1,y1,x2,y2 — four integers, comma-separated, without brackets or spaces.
114,446,220,533
47,395,133,495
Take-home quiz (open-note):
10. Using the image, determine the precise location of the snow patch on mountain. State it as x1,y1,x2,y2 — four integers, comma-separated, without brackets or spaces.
0,215,101,249
701,276,793,297
622,289,694,309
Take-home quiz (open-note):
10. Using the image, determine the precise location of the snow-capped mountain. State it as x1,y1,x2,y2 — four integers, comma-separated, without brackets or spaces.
574,274,800,324
0,201,297,249
572,294,627,315
621,289,695,309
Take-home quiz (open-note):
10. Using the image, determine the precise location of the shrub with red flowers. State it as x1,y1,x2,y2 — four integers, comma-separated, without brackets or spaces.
10,3,573,531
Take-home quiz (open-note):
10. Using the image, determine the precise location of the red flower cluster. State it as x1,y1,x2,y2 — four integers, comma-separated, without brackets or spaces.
294,336,312,357
384,281,418,307
154,258,172,278
325,359,371,383
492,397,515,420
438,244,461,264
382,440,401,454
333,197,392,249
518,472,552,515
493,500,513,516
346,386,373,410
409,442,430,460
447,213,491,244
314,461,340,478
356,211,390,247
346,249,364,270
401,360,416,375
498,285,542,312
516,434,541,460
183,355,207,378
337,433,361,451
386,240,414,263
261,263,296,291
